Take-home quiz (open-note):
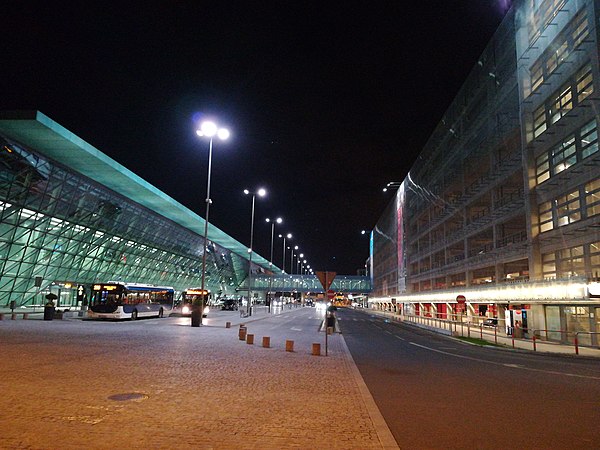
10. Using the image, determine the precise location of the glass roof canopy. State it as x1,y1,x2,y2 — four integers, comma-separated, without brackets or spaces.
0,111,275,272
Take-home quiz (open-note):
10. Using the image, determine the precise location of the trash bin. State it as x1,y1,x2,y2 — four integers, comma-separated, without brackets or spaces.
43,303,55,321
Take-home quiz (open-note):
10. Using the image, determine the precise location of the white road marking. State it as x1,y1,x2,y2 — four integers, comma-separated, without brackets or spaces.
408,342,600,380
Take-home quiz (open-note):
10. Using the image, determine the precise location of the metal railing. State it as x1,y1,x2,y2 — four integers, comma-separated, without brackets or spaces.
374,310,600,356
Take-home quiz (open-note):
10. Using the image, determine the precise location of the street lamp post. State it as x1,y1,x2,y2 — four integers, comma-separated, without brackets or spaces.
291,245,298,274
193,120,229,327
266,217,282,312
245,188,266,316
279,233,292,274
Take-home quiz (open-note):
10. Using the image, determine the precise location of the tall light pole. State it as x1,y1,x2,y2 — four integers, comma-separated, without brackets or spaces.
245,188,266,316
193,120,229,327
266,217,282,311
279,233,292,274
291,245,299,273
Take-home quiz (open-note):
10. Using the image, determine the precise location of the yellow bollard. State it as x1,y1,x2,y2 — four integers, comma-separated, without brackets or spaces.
239,327,247,340
262,336,270,348
246,334,254,345
285,340,294,352
312,343,321,356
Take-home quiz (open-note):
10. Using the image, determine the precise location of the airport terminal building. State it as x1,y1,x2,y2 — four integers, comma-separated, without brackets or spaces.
369,0,600,344
0,111,275,309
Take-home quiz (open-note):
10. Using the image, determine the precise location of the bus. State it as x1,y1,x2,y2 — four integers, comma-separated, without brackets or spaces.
88,282,174,320
172,288,210,317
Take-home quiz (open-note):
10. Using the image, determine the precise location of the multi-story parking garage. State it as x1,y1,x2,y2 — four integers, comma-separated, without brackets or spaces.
369,0,600,345
0,111,277,309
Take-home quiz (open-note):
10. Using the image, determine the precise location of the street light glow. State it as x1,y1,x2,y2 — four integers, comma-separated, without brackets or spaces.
199,121,217,137
258,188,267,197
217,128,230,140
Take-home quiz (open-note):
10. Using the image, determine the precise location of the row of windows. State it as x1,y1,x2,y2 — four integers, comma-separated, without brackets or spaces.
535,119,598,184
532,63,594,140
539,178,600,232
542,241,600,278
528,0,568,43
530,8,589,94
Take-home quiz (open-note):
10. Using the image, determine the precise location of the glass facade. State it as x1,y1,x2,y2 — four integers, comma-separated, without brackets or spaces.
369,0,600,344
0,113,272,307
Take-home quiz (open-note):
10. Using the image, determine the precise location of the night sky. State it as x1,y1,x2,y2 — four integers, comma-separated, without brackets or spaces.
2,1,509,274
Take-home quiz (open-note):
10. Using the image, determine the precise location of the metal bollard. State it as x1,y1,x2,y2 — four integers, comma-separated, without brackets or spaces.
312,343,321,356
285,340,294,352
262,336,270,348
225,321,231,328
246,334,254,345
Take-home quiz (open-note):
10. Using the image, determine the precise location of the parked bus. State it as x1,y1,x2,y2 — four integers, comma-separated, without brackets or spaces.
88,282,174,320
172,288,210,317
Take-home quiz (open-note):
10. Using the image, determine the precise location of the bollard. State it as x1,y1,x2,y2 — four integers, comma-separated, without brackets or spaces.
225,321,231,328
11,313,16,320
246,334,254,345
262,336,270,348
23,313,29,320
0,313,4,320
239,327,247,340
285,340,294,352
312,343,321,356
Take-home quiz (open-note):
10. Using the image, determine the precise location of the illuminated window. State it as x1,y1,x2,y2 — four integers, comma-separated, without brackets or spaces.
539,201,554,232
556,189,581,227
580,120,599,159
576,64,594,102
529,9,589,96
535,120,598,185
533,105,547,138
585,179,600,217
530,63,594,142
590,241,600,277
558,245,584,277
529,0,567,43
542,251,556,278
550,85,573,123
535,152,550,184
551,136,576,174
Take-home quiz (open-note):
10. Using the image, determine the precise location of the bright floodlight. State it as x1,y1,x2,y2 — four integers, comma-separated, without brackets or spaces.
276,217,283,224
286,233,292,239
258,188,267,197
217,128,230,140
299,253,304,258
244,189,250,195
199,121,217,137
294,246,298,250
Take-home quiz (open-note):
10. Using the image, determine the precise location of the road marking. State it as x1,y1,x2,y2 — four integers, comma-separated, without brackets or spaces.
394,335,406,341
408,342,600,380
290,327,303,331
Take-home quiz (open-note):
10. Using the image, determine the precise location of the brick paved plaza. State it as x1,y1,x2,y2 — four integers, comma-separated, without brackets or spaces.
0,309,397,449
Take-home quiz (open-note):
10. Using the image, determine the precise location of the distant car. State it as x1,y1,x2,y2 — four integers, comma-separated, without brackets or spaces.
482,318,498,328
221,299,238,311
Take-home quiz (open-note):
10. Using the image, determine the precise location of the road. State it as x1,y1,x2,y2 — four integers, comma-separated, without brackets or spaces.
337,307,600,449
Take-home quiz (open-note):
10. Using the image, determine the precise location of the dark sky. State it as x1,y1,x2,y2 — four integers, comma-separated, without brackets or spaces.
2,1,509,274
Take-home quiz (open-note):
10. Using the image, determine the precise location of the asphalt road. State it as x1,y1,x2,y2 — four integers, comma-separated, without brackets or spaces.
337,307,600,450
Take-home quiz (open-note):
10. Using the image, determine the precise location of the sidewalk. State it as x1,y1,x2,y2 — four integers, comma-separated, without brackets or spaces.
0,307,399,449
365,309,600,358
